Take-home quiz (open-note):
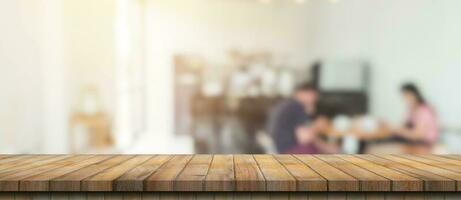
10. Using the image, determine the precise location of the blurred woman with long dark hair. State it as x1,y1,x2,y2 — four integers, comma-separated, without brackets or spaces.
392,83,439,153
354,82,439,154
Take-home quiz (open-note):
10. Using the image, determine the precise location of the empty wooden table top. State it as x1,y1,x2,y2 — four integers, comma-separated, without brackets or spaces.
0,154,460,192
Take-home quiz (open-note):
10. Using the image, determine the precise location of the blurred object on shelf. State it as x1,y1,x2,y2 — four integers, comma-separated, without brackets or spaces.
70,113,113,153
77,86,103,116
174,49,308,153
174,55,204,136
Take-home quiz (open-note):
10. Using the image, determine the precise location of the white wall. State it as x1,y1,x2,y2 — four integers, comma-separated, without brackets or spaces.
63,0,116,116
306,0,461,127
0,0,67,153
0,0,117,153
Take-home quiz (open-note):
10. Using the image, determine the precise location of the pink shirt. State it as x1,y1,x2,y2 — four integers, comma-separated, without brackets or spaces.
408,105,439,144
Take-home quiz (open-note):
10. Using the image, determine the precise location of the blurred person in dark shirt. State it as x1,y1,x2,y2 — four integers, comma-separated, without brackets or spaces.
267,82,338,154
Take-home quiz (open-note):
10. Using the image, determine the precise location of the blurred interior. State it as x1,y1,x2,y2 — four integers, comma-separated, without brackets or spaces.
1,0,461,154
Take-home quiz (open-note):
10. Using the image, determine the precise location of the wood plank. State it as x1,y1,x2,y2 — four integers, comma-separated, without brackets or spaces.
378,155,461,191
174,155,212,191
205,155,234,191
144,155,193,191
0,155,12,161
81,155,152,191
234,154,265,191
253,155,296,191
442,155,461,161
315,155,390,191
0,155,92,191
400,154,461,173
115,155,172,191
274,155,327,191
20,155,112,191
418,154,461,170
50,155,133,191
0,155,57,174
339,155,422,191
0,156,37,171
293,155,358,191
357,155,455,191
0,155,72,178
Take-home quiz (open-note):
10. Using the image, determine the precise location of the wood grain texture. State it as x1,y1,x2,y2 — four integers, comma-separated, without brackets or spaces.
358,155,455,191
294,155,358,191
1,156,91,191
174,155,213,191
274,155,327,191
378,155,461,191
0,156,37,171
418,154,461,172
234,154,265,191
81,155,152,191
253,155,296,191
340,155,422,191
205,155,235,191
0,155,63,176
442,155,461,161
315,155,390,191
20,155,112,191
50,155,132,191
144,155,193,191
115,155,172,191
399,154,461,174
0,192,456,199
0,155,460,192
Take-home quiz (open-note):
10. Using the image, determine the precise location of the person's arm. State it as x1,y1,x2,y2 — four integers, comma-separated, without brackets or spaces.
312,138,339,154
395,124,427,141
394,109,433,141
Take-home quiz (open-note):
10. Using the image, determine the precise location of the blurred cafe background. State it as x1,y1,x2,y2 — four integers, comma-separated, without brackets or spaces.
1,0,461,154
